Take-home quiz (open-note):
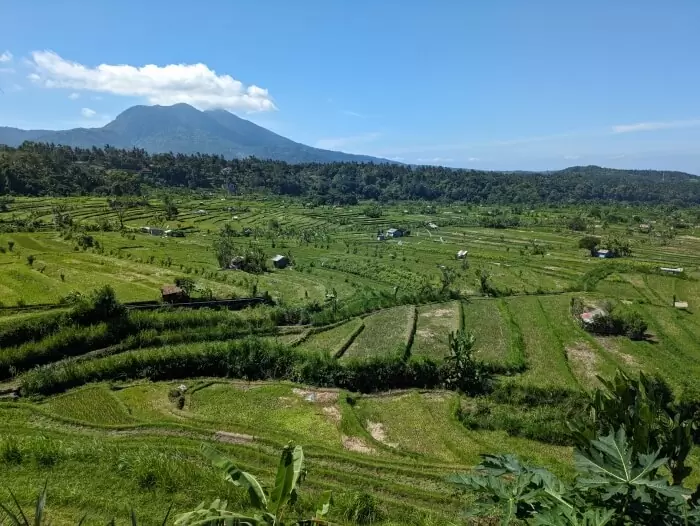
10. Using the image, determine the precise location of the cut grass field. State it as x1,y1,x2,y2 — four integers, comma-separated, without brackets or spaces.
343,305,415,359
410,302,461,359
462,300,510,365
298,318,364,355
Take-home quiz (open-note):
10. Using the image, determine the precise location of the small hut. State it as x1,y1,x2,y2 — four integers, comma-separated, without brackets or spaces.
272,254,289,269
456,249,468,259
161,285,187,303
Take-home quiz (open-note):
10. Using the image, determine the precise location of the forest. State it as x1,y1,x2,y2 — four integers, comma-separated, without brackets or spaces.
2,142,700,205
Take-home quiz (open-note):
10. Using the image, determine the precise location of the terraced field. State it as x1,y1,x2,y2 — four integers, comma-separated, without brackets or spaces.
2,196,700,524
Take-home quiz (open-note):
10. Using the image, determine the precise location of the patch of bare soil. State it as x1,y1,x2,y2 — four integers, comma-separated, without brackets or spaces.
342,435,376,454
416,329,435,339
422,308,453,318
214,431,254,444
594,337,638,366
421,391,450,401
292,388,339,404
566,342,599,383
322,406,342,424
367,421,398,448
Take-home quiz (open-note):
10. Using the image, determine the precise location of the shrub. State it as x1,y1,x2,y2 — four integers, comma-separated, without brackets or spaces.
341,492,384,525
31,437,62,468
0,436,23,464
27,254,35,266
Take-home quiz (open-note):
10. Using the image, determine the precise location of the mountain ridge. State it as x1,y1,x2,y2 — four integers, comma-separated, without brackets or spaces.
0,103,392,164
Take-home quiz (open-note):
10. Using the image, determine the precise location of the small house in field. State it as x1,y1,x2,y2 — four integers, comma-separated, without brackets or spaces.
272,254,289,269
660,267,684,275
165,229,185,238
456,249,468,259
195,209,208,215
596,249,614,259
149,227,164,236
161,285,187,303
639,224,651,233
386,228,403,238
427,222,438,229
580,307,607,325
140,226,151,233
674,301,689,310
377,233,386,241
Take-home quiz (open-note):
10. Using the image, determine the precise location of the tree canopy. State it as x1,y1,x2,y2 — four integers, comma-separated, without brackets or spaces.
2,142,700,205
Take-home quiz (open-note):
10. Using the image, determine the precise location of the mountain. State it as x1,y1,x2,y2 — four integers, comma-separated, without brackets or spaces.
0,104,391,164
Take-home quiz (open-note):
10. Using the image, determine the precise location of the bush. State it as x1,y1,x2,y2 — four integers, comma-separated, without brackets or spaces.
340,492,384,525
31,437,62,468
0,436,23,464
20,337,480,397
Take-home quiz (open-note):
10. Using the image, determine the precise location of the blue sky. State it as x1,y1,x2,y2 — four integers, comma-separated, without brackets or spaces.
2,0,700,172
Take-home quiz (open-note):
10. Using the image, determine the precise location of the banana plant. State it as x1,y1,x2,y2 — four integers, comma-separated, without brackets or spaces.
176,442,332,526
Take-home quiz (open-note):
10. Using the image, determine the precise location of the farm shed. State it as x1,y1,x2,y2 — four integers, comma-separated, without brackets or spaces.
428,222,438,229
639,224,651,232
674,301,689,310
161,285,187,303
596,249,614,259
386,228,403,238
195,209,208,215
149,228,164,236
165,230,185,237
272,254,289,269
456,250,468,259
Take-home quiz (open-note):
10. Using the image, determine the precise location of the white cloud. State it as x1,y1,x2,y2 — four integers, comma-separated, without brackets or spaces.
0,51,12,63
315,132,380,150
467,157,480,162
27,50,276,112
342,110,366,118
564,155,580,160
0,67,15,75
81,107,97,118
612,119,700,134
68,92,80,100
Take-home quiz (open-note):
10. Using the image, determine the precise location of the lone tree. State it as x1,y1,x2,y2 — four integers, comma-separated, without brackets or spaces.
163,194,179,220
213,224,267,274
578,235,600,257
214,223,238,269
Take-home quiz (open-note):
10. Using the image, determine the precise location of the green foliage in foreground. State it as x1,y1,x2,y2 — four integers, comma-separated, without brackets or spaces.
451,370,700,525
177,443,331,526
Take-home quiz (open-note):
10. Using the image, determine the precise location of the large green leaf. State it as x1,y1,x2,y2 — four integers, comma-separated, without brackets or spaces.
575,429,689,503
314,490,333,519
201,444,268,511
268,443,305,519
534,506,615,526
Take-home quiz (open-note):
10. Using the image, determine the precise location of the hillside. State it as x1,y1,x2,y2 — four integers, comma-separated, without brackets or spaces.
1,142,699,205
0,103,390,164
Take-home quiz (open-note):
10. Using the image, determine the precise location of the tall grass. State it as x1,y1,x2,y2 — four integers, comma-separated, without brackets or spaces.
19,338,463,397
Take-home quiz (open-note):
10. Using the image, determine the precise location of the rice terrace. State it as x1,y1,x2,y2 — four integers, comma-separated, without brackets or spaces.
1,144,700,525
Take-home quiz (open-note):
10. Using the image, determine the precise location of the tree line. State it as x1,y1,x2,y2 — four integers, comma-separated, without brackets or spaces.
2,142,700,205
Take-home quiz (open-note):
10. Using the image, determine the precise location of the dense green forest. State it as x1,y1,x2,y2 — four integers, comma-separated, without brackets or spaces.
1,142,699,205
